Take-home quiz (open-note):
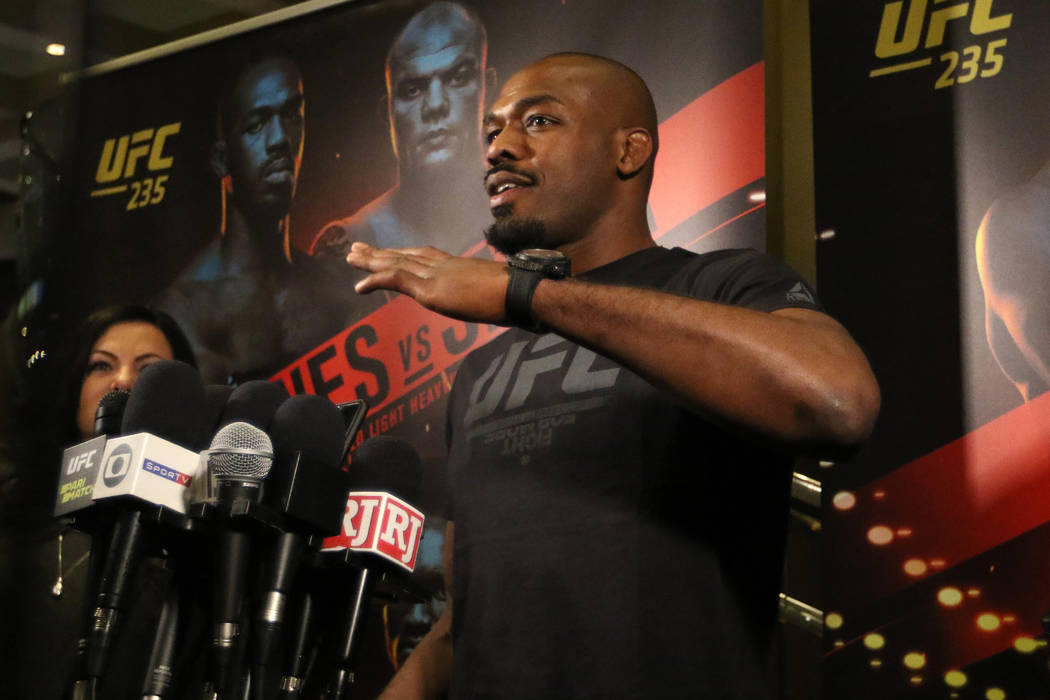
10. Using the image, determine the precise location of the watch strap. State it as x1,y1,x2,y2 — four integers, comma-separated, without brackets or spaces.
505,265,544,330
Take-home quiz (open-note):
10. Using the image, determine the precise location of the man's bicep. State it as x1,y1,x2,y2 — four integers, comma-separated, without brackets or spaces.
770,306,846,331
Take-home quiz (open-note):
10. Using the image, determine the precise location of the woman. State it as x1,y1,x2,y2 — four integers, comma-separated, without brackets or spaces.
4,305,198,700
67,305,197,441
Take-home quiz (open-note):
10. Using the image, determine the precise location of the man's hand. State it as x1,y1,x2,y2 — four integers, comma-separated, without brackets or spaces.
347,242,510,324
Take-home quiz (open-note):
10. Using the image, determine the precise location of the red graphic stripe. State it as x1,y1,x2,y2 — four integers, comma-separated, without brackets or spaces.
826,522,1050,694
272,295,506,412
650,62,765,239
829,390,1050,610
683,202,766,249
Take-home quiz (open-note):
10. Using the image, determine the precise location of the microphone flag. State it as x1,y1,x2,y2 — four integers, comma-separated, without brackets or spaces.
321,492,424,572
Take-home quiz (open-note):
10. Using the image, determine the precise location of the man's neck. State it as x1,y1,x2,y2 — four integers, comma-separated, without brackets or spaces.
222,205,292,273
558,210,656,275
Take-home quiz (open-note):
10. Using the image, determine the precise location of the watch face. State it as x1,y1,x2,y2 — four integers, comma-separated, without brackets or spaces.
511,249,571,278
518,248,567,262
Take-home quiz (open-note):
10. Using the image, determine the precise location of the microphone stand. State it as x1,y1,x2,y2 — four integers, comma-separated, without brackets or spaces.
141,577,180,700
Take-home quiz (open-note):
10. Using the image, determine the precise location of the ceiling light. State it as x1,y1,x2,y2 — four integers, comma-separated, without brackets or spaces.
46,43,66,56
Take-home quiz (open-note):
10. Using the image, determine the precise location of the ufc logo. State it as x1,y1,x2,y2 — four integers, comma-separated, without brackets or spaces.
66,449,98,475
95,122,181,184
874,0,1011,59
463,334,620,427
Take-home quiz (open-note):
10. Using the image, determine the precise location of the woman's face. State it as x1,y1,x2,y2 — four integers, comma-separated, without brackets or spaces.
76,321,175,439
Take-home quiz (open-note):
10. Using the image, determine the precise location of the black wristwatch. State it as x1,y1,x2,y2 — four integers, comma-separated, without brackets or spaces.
505,248,571,330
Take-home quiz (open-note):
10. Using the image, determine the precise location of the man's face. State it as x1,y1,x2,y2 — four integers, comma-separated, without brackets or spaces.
223,58,304,221
482,59,621,252
388,40,483,174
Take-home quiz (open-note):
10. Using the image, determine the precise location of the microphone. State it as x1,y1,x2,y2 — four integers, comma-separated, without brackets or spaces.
323,436,425,571
276,586,316,700
205,420,274,699
199,385,235,447
140,577,180,700
61,391,132,698
78,360,207,695
209,421,274,501
55,390,130,518
95,389,131,438
218,380,289,431
320,436,425,699
252,394,345,698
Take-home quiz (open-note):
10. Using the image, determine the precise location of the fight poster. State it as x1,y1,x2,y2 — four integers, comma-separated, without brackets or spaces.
811,1,1050,697
38,0,765,693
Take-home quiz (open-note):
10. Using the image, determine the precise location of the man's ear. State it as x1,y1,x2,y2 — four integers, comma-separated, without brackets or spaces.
210,140,229,181
616,128,654,180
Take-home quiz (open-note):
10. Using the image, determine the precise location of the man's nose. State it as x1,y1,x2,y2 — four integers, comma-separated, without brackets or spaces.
421,78,449,120
265,114,289,150
485,124,525,165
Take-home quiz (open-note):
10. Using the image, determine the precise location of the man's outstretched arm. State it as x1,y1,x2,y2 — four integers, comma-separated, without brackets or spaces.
378,522,455,700
347,243,879,456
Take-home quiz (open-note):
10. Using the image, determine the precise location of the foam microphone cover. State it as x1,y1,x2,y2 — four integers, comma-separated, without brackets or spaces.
349,436,423,505
93,389,130,438
120,360,207,449
197,384,235,449
270,394,345,468
264,394,349,534
219,379,289,431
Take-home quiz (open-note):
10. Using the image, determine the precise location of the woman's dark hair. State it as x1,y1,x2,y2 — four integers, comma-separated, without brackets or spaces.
70,305,197,377
61,305,198,442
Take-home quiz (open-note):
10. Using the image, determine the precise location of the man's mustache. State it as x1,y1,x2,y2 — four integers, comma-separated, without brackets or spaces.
483,163,537,186
262,153,294,176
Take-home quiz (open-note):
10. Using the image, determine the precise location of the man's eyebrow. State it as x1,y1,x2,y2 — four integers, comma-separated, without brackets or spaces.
241,93,303,121
483,94,563,127
442,56,479,74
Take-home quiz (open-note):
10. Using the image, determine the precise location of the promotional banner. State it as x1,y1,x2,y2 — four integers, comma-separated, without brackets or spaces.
40,0,765,693
811,1,1050,697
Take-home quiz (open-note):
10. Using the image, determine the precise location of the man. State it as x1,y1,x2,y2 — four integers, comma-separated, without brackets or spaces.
312,2,492,259
976,159,1050,401
349,53,880,699
158,53,359,383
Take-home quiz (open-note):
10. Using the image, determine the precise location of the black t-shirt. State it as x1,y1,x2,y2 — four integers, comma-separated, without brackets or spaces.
444,246,822,700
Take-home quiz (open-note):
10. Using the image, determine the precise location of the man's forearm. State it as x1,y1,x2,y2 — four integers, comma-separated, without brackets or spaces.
377,605,453,700
345,242,879,453
530,277,880,452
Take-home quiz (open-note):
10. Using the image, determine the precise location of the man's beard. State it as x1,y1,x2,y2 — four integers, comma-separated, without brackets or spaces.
483,215,548,255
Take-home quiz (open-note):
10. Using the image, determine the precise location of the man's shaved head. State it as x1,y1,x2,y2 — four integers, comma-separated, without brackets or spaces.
384,1,488,175
388,2,485,68
526,52,659,156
